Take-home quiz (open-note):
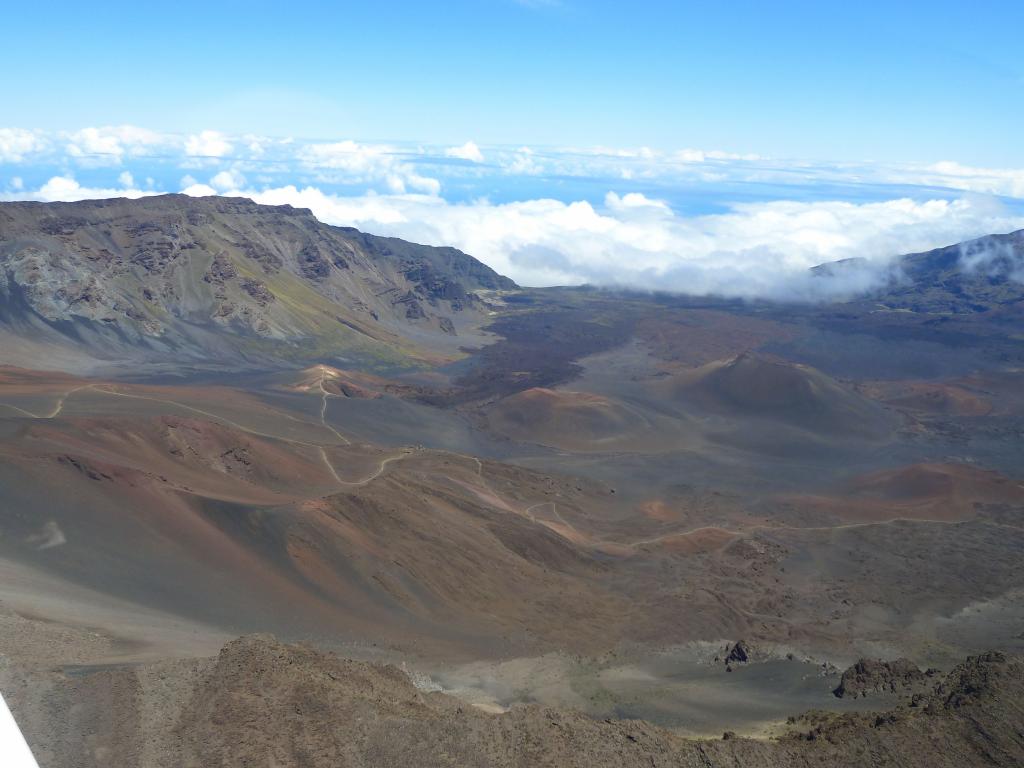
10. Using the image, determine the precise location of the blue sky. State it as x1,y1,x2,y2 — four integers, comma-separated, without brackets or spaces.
2,1,1024,293
5,0,1023,164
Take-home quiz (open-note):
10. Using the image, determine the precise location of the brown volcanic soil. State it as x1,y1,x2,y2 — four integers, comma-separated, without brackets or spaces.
6,634,1023,768
482,387,673,452
285,364,421,399
2,359,1024,761
17,414,336,502
635,311,800,368
857,380,993,416
1,368,1023,665
665,353,896,440
2,204,1024,764
780,462,1024,525
0,371,632,656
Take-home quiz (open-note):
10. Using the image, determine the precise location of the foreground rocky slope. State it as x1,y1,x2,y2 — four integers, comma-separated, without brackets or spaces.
0,195,515,372
7,635,1022,768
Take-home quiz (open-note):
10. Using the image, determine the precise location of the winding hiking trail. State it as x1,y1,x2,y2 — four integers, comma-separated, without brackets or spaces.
0,384,94,419
21,382,418,490
613,515,1024,551
316,367,351,446
514,497,1021,552
4,379,1010,544
522,501,587,541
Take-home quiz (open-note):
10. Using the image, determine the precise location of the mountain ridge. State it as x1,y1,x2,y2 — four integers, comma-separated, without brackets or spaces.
0,194,516,373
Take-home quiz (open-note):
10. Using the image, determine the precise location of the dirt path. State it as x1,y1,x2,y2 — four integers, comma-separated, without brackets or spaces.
625,524,744,548
0,384,94,419
524,501,551,523
619,515,1024,551
319,446,416,487
77,386,413,489
522,501,586,540
317,367,351,446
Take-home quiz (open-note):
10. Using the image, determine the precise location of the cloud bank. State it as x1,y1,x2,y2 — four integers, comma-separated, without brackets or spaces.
4,125,1024,299
235,186,1023,298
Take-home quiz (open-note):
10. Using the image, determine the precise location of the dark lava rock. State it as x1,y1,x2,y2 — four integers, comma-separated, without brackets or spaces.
204,252,238,283
725,640,750,664
297,242,331,279
833,657,934,698
938,650,1007,709
240,277,275,306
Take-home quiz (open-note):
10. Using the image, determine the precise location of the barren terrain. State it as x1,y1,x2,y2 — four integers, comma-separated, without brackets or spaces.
1,198,1023,765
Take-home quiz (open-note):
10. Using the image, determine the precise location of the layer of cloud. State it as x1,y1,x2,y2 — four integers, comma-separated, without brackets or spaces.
445,141,485,163
9,170,1022,299
0,175,156,202
5,127,1024,301
238,184,1024,298
184,130,233,158
914,161,1024,199
65,126,172,164
6,125,1024,205
298,140,441,194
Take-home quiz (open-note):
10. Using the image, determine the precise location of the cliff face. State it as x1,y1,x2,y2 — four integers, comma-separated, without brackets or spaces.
0,195,516,372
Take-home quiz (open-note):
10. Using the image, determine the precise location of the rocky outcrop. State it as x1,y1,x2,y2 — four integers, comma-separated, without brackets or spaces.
833,657,938,699
725,640,751,664
239,277,274,306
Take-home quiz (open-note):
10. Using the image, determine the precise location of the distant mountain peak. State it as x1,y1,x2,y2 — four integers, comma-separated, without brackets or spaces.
808,229,1024,313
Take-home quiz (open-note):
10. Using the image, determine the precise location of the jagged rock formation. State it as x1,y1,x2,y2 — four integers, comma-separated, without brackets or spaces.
725,640,751,664
833,658,938,699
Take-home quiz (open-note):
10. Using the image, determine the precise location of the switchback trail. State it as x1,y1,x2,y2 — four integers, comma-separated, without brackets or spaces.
78,386,414,489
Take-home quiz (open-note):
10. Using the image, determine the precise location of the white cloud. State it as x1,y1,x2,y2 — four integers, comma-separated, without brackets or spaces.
209,169,246,192
576,145,657,159
0,175,157,202
243,134,267,157
604,191,671,212
445,141,485,163
915,161,1024,198
65,125,170,163
675,148,762,163
502,146,543,175
300,140,390,171
185,130,232,158
0,128,47,162
181,182,219,197
242,185,1024,297
299,140,441,194
5,128,1024,300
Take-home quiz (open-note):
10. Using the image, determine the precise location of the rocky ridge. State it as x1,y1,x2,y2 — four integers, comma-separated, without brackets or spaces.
6,635,1023,768
0,195,516,371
